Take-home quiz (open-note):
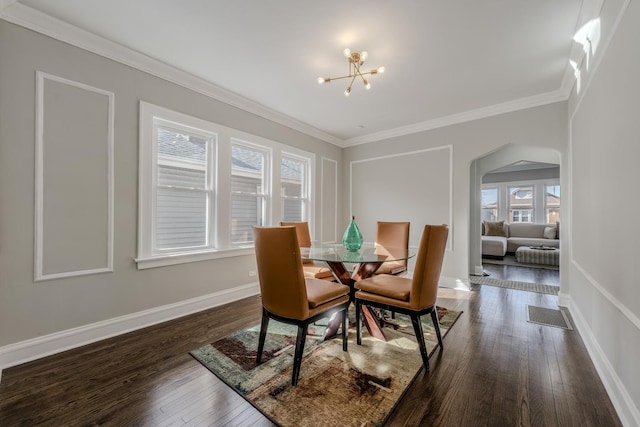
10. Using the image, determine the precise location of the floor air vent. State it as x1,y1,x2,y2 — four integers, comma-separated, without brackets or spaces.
526,305,572,330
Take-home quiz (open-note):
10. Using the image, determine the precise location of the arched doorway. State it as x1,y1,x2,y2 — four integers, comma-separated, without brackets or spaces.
469,144,561,276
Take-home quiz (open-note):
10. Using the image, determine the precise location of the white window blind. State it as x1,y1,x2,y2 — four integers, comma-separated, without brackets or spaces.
155,126,212,251
231,143,268,244
281,154,309,222
153,123,213,252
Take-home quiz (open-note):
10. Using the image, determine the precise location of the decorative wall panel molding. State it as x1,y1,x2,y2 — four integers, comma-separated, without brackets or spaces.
349,145,453,250
35,71,114,281
320,157,338,243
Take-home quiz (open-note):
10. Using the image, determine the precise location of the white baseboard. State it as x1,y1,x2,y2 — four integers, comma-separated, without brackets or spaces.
439,275,471,291
557,291,571,307
0,282,260,383
403,272,470,292
568,298,640,427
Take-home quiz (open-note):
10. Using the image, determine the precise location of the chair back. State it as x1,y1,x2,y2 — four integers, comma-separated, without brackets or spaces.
409,224,449,310
279,221,312,247
254,226,309,320
376,221,410,265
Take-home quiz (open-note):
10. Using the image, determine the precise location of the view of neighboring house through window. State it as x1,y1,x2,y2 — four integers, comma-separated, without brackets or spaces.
509,185,534,223
481,180,560,226
546,184,560,223
481,188,498,222
281,154,309,222
155,125,214,251
231,142,268,245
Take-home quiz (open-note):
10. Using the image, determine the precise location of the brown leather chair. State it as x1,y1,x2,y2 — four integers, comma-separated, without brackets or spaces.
254,226,350,385
355,224,448,372
280,221,334,280
374,221,410,275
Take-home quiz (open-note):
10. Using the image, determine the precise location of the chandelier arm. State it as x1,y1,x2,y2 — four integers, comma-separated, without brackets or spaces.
353,62,368,84
325,74,355,82
346,73,357,89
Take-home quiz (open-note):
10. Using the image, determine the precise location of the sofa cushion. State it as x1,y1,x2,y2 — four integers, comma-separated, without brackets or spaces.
508,223,553,238
484,221,507,237
543,226,557,239
507,237,559,253
482,236,508,257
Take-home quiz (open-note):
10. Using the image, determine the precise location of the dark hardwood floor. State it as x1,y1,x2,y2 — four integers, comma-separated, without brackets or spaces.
0,285,620,426
482,256,560,286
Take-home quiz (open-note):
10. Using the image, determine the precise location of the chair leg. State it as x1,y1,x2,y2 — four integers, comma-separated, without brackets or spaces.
256,309,270,364
291,324,308,386
410,314,430,372
355,300,363,345
342,308,348,351
431,309,443,350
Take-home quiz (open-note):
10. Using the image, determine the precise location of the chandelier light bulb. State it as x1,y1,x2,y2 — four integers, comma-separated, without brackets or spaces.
343,48,351,58
317,77,329,84
377,66,385,74
344,87,351,96
363,79,371,90
360,51,368,62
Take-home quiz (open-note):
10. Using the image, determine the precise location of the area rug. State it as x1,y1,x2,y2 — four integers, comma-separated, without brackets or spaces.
469,275,559,295
190,307,462,427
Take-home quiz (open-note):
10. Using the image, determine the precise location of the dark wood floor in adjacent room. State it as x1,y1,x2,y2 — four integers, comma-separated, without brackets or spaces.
0,283,620,426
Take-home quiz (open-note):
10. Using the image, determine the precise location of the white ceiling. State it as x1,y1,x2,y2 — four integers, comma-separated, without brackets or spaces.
9,0,588,145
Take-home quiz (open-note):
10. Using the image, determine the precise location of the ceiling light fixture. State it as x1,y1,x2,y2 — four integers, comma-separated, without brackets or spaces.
317,48,385,96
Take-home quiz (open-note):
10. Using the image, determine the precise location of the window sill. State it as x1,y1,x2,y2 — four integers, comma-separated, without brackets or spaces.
135,247,255,270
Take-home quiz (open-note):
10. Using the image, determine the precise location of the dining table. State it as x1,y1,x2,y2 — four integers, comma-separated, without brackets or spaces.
300,243,415,341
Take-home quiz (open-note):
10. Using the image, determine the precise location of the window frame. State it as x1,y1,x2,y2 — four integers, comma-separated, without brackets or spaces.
229,139,271,247
137,102,315,269
482,178,559,225
153,121,216,254
280,152,311,223
480,186,499,223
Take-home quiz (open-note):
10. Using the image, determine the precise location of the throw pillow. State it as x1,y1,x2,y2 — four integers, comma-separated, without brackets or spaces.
484,221,506,237
544,226,557,239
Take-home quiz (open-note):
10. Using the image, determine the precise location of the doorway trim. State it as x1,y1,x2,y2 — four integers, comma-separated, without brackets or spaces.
469,143,561,275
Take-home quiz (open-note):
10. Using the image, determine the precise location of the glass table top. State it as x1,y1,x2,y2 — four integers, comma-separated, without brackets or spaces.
300,243,414,263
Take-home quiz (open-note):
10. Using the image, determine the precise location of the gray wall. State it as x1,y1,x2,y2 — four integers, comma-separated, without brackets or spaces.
483,166,559,184
343,102,567,282
567,0,640,422
0,21,341,350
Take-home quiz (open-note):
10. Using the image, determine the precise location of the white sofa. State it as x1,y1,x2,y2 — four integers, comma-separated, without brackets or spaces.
482,222,559,258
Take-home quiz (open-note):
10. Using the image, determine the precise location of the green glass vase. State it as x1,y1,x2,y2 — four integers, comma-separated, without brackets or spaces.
342,216,363,252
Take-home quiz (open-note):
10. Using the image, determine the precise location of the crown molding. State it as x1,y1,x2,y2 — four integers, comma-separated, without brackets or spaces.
0,2,343,147
2,2,591,150
343,89,570,147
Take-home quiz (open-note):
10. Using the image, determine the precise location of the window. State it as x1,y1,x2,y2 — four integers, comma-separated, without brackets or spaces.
512,209,532,223
155,126,214,251
137,102,315,269
481,188,498,222
483,180,559,225
231,142,268,245
546,184,560,223
281,154,309,222
509,185,533,223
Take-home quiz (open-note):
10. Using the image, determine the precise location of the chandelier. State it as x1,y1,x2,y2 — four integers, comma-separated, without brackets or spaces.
317,48,385,96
